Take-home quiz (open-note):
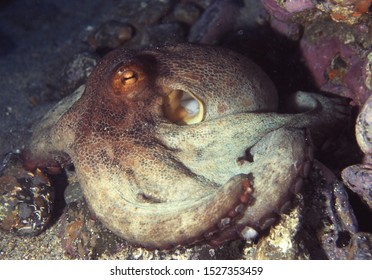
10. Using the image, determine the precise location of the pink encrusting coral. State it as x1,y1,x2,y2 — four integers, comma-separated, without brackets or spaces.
261,0,315,38
300,36,372,105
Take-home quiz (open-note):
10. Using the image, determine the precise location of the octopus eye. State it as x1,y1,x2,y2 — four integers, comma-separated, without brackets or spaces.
163,90,205,125
118,68,137,85
111,65,140,96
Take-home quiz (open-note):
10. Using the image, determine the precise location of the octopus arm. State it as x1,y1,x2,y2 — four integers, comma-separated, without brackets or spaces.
82,173,252,249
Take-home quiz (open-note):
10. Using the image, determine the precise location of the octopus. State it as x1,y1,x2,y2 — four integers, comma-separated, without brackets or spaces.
25,43,347,249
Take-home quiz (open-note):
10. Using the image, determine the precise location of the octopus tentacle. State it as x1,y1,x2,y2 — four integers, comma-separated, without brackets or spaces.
81,171,252,249
284,91,350,144
236,128,312,236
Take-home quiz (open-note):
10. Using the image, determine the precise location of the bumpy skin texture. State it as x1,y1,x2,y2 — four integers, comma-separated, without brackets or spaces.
30,44,346,249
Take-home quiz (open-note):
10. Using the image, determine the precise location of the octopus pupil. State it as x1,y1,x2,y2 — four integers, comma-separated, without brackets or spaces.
119,70,137,85
123,70,135,79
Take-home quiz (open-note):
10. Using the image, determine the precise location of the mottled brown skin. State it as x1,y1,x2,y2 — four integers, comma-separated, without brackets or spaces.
30,44,347,249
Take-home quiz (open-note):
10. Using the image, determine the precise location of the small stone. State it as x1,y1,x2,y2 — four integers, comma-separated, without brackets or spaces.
173,3,201,25
64,181,84,205
302,162,359,259
342,164,372,210
356,93,372,154
117,0,173,28
188,0,243,43
87,20,134,51
18,203,32,219
60,52,98,98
